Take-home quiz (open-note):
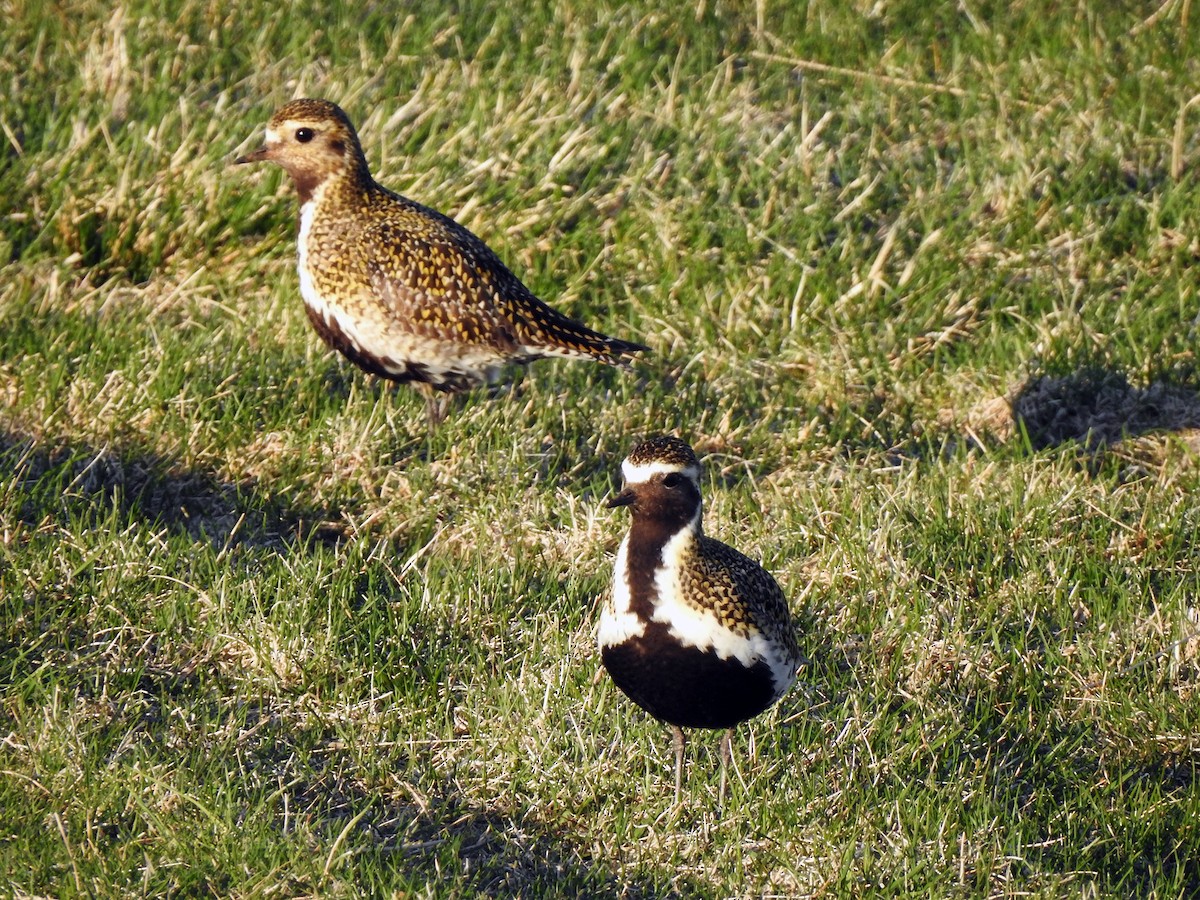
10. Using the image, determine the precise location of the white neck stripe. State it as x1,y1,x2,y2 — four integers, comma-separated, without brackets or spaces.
621,460,701,484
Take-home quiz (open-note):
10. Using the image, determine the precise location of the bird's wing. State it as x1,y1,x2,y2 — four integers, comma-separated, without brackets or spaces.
361,216,522,352
363,205,646,364
692,538,798,648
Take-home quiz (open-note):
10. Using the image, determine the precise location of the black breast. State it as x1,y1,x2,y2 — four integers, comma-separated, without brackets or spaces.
601,621,777,730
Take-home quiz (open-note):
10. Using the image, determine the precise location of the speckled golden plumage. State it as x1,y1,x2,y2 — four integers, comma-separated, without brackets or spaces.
235,98,646,423
679,536,795,643
600,435,802,806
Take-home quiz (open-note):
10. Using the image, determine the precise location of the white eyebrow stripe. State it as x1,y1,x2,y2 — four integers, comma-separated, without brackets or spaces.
621,460,701,484
264,126,281,143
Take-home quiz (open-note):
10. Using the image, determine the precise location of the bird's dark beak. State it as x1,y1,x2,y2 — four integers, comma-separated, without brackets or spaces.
606,488,635,509
233,146,270,165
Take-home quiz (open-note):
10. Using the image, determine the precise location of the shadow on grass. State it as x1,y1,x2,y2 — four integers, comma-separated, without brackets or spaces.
0,429,349,549
1010,367,1200,450
1,429,706,895
794,365,1200,466
150,688,705,896
292,773,704,897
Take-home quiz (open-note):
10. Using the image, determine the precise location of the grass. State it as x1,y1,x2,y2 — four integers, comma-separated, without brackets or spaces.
2,0,1200,896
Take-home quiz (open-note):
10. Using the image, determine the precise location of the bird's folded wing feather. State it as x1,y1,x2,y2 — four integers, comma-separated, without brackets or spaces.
695,538,794,638
362,218,521,351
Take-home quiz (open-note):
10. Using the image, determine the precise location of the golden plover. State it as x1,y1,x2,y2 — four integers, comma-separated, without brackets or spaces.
234,98,647,424
599,436,802,806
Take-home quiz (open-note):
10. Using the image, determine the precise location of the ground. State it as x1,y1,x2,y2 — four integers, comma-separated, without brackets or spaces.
2,2,1199,897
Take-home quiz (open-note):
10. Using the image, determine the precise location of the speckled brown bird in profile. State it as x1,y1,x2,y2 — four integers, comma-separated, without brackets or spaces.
598,436,802,807
234,98,647,425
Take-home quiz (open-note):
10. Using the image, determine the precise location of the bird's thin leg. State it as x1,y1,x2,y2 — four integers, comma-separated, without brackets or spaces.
672,725,685,807
718,727,734,810
415,383,448,429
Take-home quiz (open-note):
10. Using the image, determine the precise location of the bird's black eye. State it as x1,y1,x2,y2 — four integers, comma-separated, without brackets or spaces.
662,473,683,488
295,127,314,143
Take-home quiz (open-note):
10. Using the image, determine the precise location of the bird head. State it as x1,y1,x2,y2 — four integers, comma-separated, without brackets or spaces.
608,436,703,529
235,98,370,203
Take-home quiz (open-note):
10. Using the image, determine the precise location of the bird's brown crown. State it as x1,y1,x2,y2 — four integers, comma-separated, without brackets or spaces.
625,436,700,472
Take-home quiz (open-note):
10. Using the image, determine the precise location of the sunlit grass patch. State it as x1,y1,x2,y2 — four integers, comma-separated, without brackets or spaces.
3,1,1200,896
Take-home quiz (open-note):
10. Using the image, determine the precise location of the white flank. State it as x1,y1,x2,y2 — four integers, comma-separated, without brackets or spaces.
600,509,798,698
765,649,798,696
620,459,701,485
597,535,646,648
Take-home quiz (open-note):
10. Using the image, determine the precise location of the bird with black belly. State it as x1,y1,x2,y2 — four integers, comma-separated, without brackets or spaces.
599,436,802,807
234,98,647,426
